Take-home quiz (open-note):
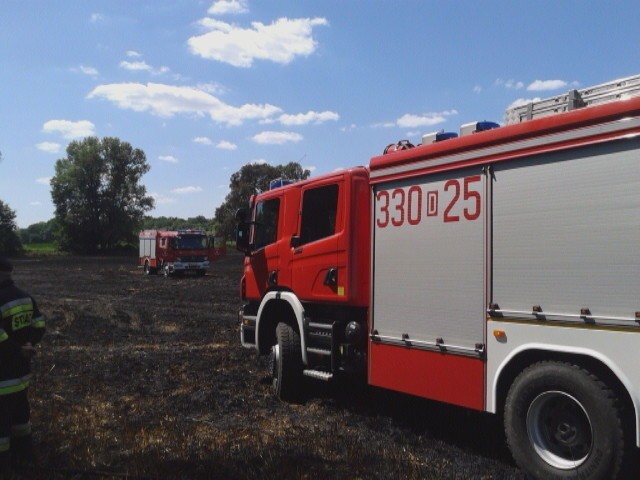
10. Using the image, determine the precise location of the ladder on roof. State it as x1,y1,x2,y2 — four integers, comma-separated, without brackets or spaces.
504,74,640,125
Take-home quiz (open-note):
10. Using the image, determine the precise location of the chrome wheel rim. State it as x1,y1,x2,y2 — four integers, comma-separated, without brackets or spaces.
527,391,592,469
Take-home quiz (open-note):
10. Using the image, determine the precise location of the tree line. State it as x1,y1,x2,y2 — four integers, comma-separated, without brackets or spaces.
0,141,309,254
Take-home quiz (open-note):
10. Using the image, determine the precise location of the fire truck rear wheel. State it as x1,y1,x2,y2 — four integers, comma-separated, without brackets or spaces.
270,322,303,402
504,361,624,480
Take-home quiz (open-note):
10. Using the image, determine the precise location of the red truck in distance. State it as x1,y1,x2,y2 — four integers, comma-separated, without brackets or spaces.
139,229,225,276
235,74,640,480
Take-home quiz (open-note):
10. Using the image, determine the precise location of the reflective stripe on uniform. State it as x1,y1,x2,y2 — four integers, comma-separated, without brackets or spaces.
0,437,9,453
0,329,7,342
0,375,31,396
32,314,45,329
0,298,33,318
11,423,31,437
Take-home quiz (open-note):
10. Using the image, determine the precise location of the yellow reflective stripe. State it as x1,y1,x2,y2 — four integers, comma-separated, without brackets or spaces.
32,315,45,328
0,437,9,452
0,330,7,342
1,298,33,318
0,376,31,395
0,383,29,395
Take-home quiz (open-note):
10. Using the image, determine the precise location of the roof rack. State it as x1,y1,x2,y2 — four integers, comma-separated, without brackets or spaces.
504,74,640,125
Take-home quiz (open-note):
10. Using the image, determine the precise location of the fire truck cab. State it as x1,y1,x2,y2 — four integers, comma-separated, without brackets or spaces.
139,229,212,276
236,74,640,480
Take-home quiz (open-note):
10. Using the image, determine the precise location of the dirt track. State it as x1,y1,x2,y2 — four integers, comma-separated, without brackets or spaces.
11,253,524,479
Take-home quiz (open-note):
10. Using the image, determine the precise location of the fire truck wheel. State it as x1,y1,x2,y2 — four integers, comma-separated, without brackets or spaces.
504,361,623,480
270,322,303,402
144,261,157,275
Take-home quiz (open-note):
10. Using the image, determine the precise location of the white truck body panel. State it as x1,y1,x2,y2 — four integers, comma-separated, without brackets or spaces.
139,234,156,260
372,169,486,352
492,139,640,322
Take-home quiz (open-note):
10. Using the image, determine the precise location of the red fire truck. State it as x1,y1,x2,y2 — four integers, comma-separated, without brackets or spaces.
236,75,640,479
139,229,224,276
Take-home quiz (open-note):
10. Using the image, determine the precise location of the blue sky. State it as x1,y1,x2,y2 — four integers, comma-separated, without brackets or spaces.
1,0,639,228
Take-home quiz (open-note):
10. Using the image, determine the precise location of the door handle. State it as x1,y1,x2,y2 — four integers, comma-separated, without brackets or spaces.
323,268,337,286
268,270,278,286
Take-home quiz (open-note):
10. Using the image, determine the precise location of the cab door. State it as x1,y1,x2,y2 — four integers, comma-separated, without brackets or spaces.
290,179,345,302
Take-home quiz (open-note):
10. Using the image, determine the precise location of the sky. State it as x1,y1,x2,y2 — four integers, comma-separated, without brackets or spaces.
1,0,640,228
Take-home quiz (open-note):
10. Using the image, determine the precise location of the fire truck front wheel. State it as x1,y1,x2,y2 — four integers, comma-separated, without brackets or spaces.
270,322,303,402
504,361,624,480
143,260,157,275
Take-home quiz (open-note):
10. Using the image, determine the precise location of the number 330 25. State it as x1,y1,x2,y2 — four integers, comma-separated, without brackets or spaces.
376,176,482,228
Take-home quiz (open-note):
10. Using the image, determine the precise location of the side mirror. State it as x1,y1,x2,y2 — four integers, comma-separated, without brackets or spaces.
235,223,252,255
235,207,251,223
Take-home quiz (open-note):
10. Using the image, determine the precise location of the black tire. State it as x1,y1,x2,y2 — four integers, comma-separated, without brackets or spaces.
162,263,170,277
505,361,624,480
144,260,157,275
270,322,303,402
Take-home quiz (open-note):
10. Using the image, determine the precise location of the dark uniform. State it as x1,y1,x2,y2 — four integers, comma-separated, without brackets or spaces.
0,257,45,471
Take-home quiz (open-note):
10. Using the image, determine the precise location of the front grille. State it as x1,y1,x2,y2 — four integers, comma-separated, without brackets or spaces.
180,256,205,262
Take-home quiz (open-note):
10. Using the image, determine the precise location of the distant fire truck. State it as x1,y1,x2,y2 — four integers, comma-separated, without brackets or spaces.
139,229,225,276
235,75,640,479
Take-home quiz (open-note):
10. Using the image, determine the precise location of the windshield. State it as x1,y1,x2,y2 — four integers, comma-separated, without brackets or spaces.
174,235,208,250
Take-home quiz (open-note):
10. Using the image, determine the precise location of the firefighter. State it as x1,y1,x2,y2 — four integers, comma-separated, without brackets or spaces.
0,256,45,473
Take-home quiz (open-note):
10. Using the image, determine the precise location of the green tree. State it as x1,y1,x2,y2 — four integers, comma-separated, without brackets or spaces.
214,162,310,238
141,216,218,232
51,137,154,252
0,200,23,254
19,219,56,244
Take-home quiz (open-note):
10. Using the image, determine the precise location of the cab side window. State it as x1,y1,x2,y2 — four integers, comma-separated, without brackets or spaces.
300,184,338,245
253,198,280,249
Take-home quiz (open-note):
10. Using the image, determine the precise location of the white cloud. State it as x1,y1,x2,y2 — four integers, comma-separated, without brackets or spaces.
88,82,281,126
496,78,524,90
188,17,328,67
71,65,99,76
527,79,568,91
119,61,169,76
507,97,542,109
126,50,142,58
252,131,303,145
36,177,52,185
158,155,178,163
150,192,175,205
172,186,203,194
396,110,458,128
90,13,104,23
216,140,237,150
194,136,213,145
36,142,61,154
196,82,227,95
208,0,249,15
276,110,339,126
473,85,482,94
42,120,96,139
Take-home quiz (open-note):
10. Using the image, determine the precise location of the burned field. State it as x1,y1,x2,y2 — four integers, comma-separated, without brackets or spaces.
13,253,523,479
